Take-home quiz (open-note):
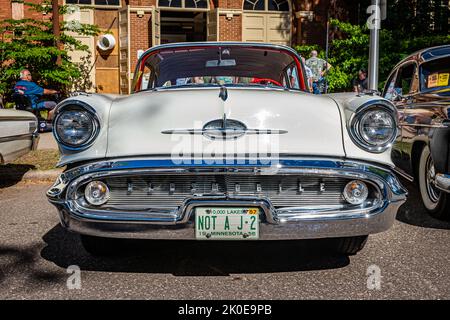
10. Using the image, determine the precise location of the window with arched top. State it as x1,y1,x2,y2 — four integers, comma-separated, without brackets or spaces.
243,0,290,11
158,0,209,9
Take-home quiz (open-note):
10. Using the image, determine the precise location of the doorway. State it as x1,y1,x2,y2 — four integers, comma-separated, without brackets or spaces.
160,11,207,44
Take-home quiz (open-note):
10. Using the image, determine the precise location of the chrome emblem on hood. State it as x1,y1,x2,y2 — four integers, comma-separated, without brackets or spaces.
202,118,247,140
161,114,288,140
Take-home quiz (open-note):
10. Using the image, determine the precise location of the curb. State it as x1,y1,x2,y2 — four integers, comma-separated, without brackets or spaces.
22,169,63,181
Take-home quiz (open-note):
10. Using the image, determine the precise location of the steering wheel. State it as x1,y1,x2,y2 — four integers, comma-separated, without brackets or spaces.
251,78,283,87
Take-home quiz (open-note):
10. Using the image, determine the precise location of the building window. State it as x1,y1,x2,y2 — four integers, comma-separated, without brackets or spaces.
65,0,120,5
244,0,265,11
158,0,182,7
185,0,208,9
65,0,92,4
158,0,209,9
94,0,120,5
244,0,290,11
268,0,289,11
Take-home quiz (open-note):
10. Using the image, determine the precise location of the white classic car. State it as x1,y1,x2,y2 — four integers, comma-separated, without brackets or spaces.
47,42,407,256
0,108,39,164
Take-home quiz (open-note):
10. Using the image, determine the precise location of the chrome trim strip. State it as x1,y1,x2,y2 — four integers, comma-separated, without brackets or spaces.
393,166,414,182
400,122,448,129
0,133,35,143
161,129,288,135
0,116,36,122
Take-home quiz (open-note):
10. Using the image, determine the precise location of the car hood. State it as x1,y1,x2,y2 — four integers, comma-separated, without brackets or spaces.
106,87,345,159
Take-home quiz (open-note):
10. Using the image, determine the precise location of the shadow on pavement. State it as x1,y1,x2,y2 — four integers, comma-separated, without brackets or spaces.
0,244,66,287
41,225,350,276
0,164,35,188
396,179,450,230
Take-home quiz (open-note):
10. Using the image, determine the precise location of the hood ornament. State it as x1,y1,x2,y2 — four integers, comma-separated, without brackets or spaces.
219,86,228,101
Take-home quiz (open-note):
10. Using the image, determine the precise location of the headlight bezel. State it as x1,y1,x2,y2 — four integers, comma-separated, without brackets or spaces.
53,100,100,150
349,100,398,153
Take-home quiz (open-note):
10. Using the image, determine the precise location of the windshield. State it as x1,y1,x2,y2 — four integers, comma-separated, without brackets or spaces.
132,45,306,92
420,57,450,93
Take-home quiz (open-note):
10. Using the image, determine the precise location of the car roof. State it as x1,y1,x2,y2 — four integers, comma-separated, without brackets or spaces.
138,42,303,64
394,44,450,69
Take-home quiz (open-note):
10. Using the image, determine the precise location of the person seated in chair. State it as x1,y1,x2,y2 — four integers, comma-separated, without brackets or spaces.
14,69,59,120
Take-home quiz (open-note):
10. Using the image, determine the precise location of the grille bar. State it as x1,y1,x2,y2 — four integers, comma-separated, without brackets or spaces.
97,175,349,209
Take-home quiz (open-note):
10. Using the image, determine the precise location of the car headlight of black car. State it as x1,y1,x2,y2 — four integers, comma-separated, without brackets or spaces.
54,101,99,149
350,101,398,153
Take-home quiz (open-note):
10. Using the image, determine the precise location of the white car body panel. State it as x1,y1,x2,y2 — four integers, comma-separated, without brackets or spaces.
57,90,396,168
0,109,38,163
106,88,345,159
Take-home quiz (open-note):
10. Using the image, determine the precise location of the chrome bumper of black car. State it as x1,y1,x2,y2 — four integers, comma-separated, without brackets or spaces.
435,174,450,193
46,158,407,240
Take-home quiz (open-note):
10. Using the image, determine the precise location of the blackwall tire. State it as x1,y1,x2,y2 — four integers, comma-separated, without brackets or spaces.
334,235,368,255
80,235,118,256
418,146,450,220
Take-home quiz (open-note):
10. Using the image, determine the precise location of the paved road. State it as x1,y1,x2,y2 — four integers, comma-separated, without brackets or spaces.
0,180,449,300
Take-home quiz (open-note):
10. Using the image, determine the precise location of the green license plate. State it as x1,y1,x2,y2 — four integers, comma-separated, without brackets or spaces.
195,207,260,240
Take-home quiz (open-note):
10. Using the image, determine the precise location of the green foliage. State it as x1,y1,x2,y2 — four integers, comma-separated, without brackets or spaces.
0,1,100,100
296,19,450,92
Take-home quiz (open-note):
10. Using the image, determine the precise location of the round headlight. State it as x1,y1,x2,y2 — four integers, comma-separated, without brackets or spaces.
84,181,110,206
343,180,369,205
359,109,395,146
55,107,98,148
351,104,397,153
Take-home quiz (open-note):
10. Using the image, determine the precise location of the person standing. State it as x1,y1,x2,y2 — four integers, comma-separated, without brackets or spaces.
306,50,332,94
14,69,58,120
301,57,314,92
353,69,369,93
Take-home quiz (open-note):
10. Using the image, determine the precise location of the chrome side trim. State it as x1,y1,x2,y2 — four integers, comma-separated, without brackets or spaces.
0,133,35,143
0,116,36,122
161,129,288,135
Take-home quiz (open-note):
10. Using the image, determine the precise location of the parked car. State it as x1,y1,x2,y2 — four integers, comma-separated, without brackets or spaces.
383,45,450,219
47,42,407,256
0,108,39,164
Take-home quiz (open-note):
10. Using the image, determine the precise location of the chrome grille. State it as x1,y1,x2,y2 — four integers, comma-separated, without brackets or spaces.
97,175,350,209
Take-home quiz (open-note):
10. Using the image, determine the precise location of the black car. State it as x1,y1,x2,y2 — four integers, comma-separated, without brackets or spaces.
383,45,450,219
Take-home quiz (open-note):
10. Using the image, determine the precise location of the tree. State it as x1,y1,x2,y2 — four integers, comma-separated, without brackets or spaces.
0,1,100,103
296,18,450,92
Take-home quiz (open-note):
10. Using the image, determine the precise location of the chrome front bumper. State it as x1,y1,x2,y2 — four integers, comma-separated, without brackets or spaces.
47,158,407,240
435,174,450,193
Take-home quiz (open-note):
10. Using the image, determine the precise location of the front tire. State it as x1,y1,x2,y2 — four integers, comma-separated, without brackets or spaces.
334,235,368,255
80,235,118,256
418,146,450,220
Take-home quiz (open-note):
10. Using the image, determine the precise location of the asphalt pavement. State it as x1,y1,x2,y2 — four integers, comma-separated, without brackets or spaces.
0,180,449,300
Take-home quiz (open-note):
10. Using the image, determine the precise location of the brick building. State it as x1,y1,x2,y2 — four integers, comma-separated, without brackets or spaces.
1,0,351,94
